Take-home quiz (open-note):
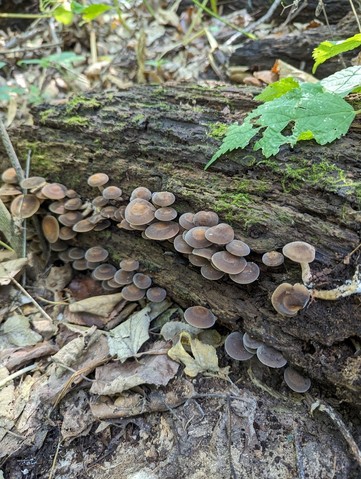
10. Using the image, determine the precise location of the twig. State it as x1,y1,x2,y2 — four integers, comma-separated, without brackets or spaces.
349,0,361,33
10,277,53,322
0,364,37,389
0,118,24,183
226,396,237,479
48,438,62,479
0,42,62,55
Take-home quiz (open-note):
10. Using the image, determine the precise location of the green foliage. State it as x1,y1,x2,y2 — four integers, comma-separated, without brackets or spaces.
0,86,25,102
320,66,361,97
18,51,85,69
254,77,300,102
312,33,361,73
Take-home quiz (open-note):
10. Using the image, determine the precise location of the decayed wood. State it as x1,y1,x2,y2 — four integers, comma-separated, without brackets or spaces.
0,83,360,404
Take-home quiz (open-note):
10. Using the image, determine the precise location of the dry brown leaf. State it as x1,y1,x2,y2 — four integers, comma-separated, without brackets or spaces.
0,257,28,286
69,292,123,316
60,390,94,441
45,264,73,292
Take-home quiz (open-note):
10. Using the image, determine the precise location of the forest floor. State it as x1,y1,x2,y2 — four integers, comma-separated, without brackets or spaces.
0,2,361,478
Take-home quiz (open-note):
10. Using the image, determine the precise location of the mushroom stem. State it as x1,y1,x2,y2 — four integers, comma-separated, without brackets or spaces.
301,262,313,286
311,266,361,300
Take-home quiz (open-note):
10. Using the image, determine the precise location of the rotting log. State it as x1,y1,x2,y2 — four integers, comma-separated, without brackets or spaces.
0,83,360,404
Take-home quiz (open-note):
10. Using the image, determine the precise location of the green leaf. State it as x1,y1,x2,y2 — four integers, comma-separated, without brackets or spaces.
18,52,85,69
70,0,85,14
53,6,74,25
81,4,111,22
0,85,25,102
0,61,6,69
312,34,361,73
255,77,300,102
321,66,361,97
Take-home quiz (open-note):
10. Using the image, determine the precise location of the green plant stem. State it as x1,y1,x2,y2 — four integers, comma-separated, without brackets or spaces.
0,240,15,252
191,0,256,39
210,0,218,15
0,13,50,19
113,0,131,32
349,0,361,33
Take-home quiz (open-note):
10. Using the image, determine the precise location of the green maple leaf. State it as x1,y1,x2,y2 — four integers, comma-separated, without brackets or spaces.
205,82,356,169
312,34,361,73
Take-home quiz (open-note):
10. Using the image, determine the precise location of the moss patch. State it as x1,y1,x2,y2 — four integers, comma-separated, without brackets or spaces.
207,122,228,140
64,116,90,127
66,95,101,113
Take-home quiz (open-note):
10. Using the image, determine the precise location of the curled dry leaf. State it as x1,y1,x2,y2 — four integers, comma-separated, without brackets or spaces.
68,292,123,316
0,257,28,285
168,331,229,378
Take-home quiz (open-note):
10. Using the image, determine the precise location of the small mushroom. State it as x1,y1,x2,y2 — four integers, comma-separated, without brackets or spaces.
48,200,66,215
211,251,247,275
41,215,59,243
122,284,145,301
283,366,311,393
243,332,264,350
184,227,211,248
205,223,234,245
200,264,224,281
93,219,111,231
20,176,46,191
179,212,195,230
41,182,67,200
102,185,122,200
271,283,310,317
119,259,139,271
188,254,209,267
113,269,135,285
64,197,83,210
184,305,216,328
92,196,109,208
58,211,83,226
257,344,287,368
192,246,221,260
130,186,152,201
226,240,250,257
152,191,175,207
72,219,95,232
282,241,316,285
87,173,109,191
100,205,118,219
1,167,19,184
72,259,88,271
92,263,117,281
155,207,178,222
146,287,167,302
58,226,77,241
50,240,68,252
224,332,255,360
133,273,152,289
262,251,284,267
58,250,72,262
68,247,85,260
85,246,109,263
10,194,40,218
125,198,156,225
173,234,193,254
193,211,219,227
229,262,260,284
144,221,179,241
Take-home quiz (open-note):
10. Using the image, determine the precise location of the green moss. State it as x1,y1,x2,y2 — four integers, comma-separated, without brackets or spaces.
66,95,101,113
132,113,146,123
64,116,90,127
207,122,228,140
39,108,55,124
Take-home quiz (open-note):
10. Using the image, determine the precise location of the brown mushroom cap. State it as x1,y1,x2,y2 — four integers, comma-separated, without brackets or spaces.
58,250,72,262
92,196,108,208
146,287,167,302
1,167,19,184
243,332,264,350
192,246,221,260
257,344,287,368
121,283,145,301
205,223,234,245
283,366,311,393
100,205,118,219
102,185,122,200
50,240,68,252
152,191,175,207
224,332,255,361
184,227,212,248
58,211,83,226
184,306,216,329
262,251,285,267
72,219,95,232
130,186,152,201
282,241,315,264
41,215,59,243
10,194,40,218
133,273,152,289
58,226,77,241
85,246,109,263
20,176,46,190
65,189,78,198
226,240,250,257
93,219,111,231
64,197,83,210
72,259,88,271
200,264,224,281
86,261,102,270
92,263,117,281
41,183,67,200
0,184,22,198
119,259,139,271
188,254,209,267
144,221,179,241
179,212,195,230
48,200,66,215
271,283,310,317
155,207,178,222
113,269,135,285
193,211,219,227
125,198,156,225
229,262,260,284
211,251,247,275
87,173,109,188
173,234,193,254
68,247,85,260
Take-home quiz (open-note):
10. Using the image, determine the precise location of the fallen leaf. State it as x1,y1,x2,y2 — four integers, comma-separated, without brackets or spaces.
160,320,200,340
60,390,94,441
1,314,42,347
107,306,151,362
0,258,28,285
168,331,229,378
68,292,123,316
45,264,72,292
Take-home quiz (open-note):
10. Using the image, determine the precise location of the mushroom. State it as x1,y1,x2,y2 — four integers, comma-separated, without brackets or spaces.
102,185,122,200
92,196,109,208
130,186,152,201
50,240,68,252
211,251,247,275
20,176,46,191
100,205,118,219
184,227,211,248
200,264,224,281
72,259,88,271
229,262,260,284
125,198,156,225
72,219,95,232
193,211,219,227
113,269,135,285
192,246,221,260
93,219,111,231
119,259,139,271
1,167,19,184
146,287,167,302
64,197,83,210
271,283,310,317
224,332,255,360
133,273,152,289
10,194,40,218
41,182,67,200
282,241,315,285
87,173,109,191
48,200,66,215
257,344,287,368
68,247,85,260
173,234,193,254
188,254,209,267
41,215,59,243
262,251,284,267
243,332,264,350
151,191,175,207
283,366,311,393
179,212,195,230
225,240,250,257
58,211,83,226
58,226,77,241
155,207,178,222
85,246,109,263
183,305,216,328
121,284,145,301
92,263,117,281
144,221,179,241
205,223,234,245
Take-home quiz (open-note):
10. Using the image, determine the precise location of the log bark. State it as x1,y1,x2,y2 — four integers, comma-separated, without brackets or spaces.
1,83,360,404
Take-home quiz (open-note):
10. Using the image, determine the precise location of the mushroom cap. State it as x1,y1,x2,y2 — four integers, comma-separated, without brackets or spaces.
144,221,179,241
85,246,109,263
10,194,40,218
58,211,83,226
113,269,135,285
271,283,310,317
50,240,68,252
86,260,102,270
224,332,255,361
146,287,167,302
72,259,88,271
193,211,219,227
92,263,117,281
64,197,83,210
106,278,122,289
243,332,264,350
151,191,175,207
58,250,72,262
48,200,66,215
211,251,247,275
100,205,118,219
184,227,211,249
173,234,193,254
58,226,77,241
282,241,315,264
133,273,152,289
102,185,122,200
92,196,109,208
205,223,234,245
179,212,195,230
119,259,139,271
192,246,221,260
257,344,287,368
1,167,19,184
41,182,67,200
200,264,224,281
20,176,46,190
130,186,152,201
229,262,260,284
41,215,59,243
188,254,209,267
68,247,85,260
226,240,250,257
121,284,145,301
0,184,22,198
125,198,156,225
72,219,95,232
283,366,311,393
93,219,111,231
155,207,178,222
262,251,284,267
65,189,78,198
184,306,216,329
87,173,109,188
